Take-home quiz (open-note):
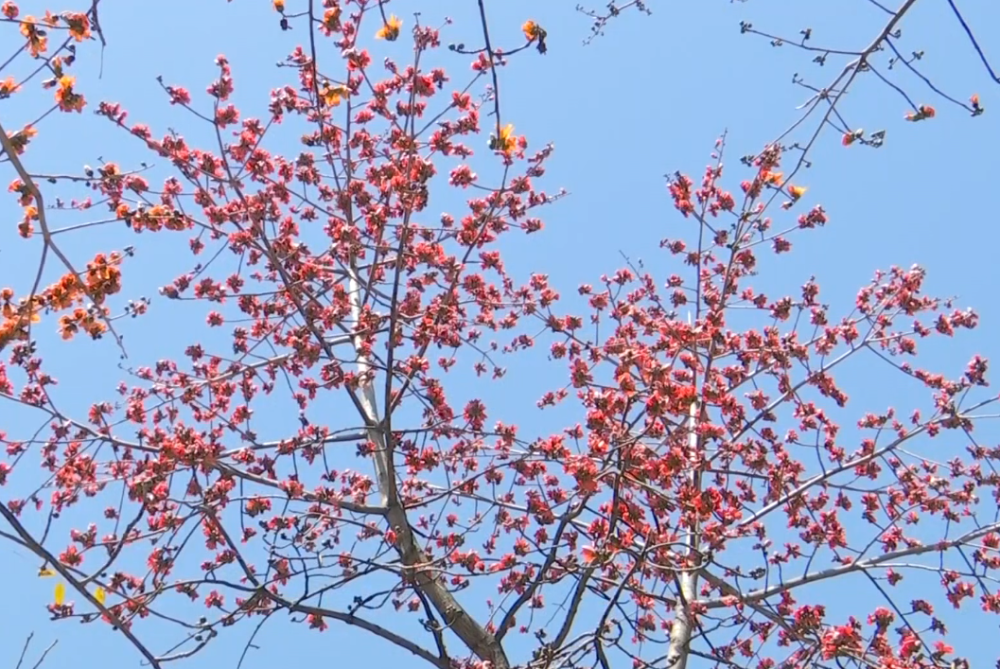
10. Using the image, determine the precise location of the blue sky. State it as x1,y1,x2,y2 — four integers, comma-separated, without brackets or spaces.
2,0,1000,667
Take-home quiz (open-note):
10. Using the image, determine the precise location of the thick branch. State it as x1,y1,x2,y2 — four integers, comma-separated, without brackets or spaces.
348,267,511,669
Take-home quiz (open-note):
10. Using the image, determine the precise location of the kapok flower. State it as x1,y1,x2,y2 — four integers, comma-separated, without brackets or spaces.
0,76,19,98
273,0,284,11
322,7,341,32
20,16,48,57
522,20,543,41
521,20,548,54
63,11,90,41
8,179,34,207
788,184,807,200
842,128,864,146
375,14,402,41
490,123,517,152
19,204,39,238
320,83,350,107
6,124,37,154
932,641,954,658
55,75,85,113
970,93,984,116
905,104,935,122
762,170,783,186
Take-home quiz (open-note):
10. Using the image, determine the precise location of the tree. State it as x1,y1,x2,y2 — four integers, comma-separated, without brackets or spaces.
1,1,997,668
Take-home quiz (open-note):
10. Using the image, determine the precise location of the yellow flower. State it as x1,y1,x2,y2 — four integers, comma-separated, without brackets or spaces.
788,185,807,199
54,581,66,605
376,14,402,41
95,586,106,605
490,123,516,152
320,83,350,107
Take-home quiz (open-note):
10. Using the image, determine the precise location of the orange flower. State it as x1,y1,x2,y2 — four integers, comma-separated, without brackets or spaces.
6,124,36,154
320,83,349,107
19,16,48,57
6,302,44,327
322,7,341,31
273,0,284,10
375,14,402,40
0,76,20,98
522,20,542,41
8,179,32,206
788,184,807,200
63,11,90,41
490,123,517,152
521,20,548,54
55,75,86,112
58,314,78,340
762,170,783,186
18,204,38,238
580,546,598,564
970,94,983,116
905,104,935,122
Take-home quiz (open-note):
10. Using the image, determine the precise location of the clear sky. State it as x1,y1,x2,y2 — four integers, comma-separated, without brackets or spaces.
2,0,1000,667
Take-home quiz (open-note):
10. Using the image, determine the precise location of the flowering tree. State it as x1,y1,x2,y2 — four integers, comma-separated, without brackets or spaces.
1,1,997,669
